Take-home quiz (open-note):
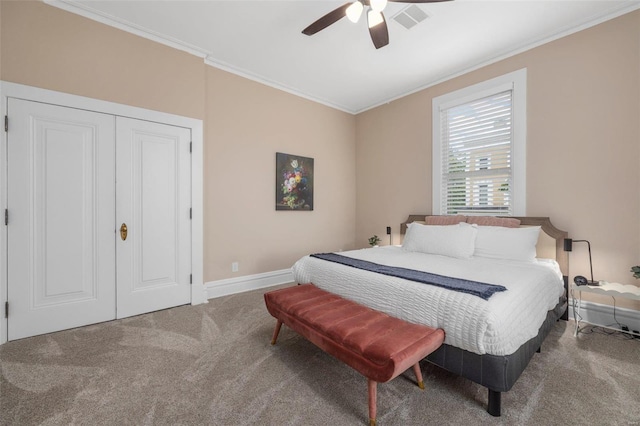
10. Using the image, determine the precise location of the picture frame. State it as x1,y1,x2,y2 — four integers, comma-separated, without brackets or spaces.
275,152,314,211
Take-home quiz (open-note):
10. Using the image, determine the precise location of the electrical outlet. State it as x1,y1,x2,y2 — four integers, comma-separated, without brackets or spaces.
232,262,239,273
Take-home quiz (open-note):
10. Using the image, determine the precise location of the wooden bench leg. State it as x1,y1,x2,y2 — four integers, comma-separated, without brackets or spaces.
412,363,425,390
368,364,422,426
368,379,377,426
271,320,283,345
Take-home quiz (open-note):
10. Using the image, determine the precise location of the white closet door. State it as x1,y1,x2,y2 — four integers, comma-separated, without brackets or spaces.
115,117,191,318
7,99,116,340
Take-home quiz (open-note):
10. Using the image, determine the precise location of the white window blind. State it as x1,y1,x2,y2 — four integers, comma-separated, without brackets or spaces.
440,90,514,216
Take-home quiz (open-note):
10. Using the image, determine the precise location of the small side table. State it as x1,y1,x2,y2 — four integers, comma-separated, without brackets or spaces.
571,281,640,336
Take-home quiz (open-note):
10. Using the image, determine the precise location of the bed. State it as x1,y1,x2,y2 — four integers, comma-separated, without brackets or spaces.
291,215,569,416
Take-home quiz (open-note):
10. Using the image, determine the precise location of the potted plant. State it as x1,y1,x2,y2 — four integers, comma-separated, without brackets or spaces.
368,235,381,247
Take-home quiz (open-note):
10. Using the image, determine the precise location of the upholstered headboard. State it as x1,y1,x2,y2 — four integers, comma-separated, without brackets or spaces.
400,215,569,278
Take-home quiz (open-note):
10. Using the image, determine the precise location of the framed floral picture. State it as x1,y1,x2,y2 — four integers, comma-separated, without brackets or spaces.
276,152,314,211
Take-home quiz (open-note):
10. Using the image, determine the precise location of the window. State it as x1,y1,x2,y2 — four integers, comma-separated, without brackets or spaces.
432,69,526,216
476,157,490,206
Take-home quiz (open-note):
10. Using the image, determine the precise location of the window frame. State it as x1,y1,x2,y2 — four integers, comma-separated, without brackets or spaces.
432,68,527,216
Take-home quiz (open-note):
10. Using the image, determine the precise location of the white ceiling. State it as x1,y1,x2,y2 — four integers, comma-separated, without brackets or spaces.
47,0,640,114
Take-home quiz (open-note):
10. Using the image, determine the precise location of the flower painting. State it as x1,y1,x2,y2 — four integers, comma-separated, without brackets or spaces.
276,152,314,211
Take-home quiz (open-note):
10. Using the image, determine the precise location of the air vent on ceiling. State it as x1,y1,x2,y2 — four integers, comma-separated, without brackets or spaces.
392,4,429,30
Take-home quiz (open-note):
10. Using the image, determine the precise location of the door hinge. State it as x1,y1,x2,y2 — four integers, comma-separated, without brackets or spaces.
4,115,7,132
189,141,192,153
189,208,192,220
4,209,7,226
4,302,8,319
190,274,193,284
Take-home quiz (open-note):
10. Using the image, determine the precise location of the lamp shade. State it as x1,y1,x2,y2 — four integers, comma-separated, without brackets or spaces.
370,0,388,13
563,238,573,252
346,1,364,23
368,10,384,28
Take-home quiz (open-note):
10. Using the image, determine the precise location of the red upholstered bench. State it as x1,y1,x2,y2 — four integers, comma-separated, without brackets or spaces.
264,284,445,426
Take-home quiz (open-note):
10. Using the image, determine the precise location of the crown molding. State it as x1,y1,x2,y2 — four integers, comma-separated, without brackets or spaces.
44,0,355,113
45,0,640,116
356,1,640,114
203,57,354,114
43,0,209,59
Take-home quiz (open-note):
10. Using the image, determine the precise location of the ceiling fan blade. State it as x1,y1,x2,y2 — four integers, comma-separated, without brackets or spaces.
302,3,351,36
368,13,389,49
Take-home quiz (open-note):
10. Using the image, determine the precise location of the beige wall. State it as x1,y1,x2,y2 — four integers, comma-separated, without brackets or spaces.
204,68,356,280
356,11,640,310
1,1,205,119
1,1,357,283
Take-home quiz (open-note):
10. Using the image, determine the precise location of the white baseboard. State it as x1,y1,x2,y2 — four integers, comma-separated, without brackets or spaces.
569,298,640,332
205,269,294,299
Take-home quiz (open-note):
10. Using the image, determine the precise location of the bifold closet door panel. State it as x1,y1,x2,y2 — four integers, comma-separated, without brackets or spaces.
7,99,116,340
115,117,192,319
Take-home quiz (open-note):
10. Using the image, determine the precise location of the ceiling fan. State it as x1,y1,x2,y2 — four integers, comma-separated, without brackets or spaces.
302,0,452,49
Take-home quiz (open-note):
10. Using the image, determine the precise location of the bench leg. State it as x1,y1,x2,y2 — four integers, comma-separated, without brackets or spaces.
368,379,377,426
271,320,283,345
367,364,422,426
412,363,425,390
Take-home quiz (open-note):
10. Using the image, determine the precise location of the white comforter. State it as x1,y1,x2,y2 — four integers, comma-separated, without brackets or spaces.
291,246,564,356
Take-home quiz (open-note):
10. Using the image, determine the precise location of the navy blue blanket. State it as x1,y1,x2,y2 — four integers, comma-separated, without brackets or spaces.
310,252,506,300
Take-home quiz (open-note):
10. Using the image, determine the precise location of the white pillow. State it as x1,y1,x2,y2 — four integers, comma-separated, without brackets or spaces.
473,225,540,262
402,222,477,259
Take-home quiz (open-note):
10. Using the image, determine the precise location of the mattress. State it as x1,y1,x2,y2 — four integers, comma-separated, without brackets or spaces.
292,246,564,356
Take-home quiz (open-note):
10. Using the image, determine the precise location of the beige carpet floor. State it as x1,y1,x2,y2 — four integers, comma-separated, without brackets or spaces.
1,284,639,425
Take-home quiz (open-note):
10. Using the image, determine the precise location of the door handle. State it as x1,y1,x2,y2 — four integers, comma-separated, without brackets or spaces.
120,223,128,241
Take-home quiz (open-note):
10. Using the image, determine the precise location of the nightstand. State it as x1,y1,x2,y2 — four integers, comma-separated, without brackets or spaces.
571,281,640,336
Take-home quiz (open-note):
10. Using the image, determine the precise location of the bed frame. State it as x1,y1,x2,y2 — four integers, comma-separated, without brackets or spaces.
400,216,569,417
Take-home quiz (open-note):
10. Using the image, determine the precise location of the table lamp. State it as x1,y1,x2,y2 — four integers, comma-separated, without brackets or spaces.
563,238,597,285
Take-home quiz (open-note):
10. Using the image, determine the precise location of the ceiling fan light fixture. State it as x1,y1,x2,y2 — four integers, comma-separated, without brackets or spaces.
346,1,364,23
370,0,388,13
367,10,384,28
